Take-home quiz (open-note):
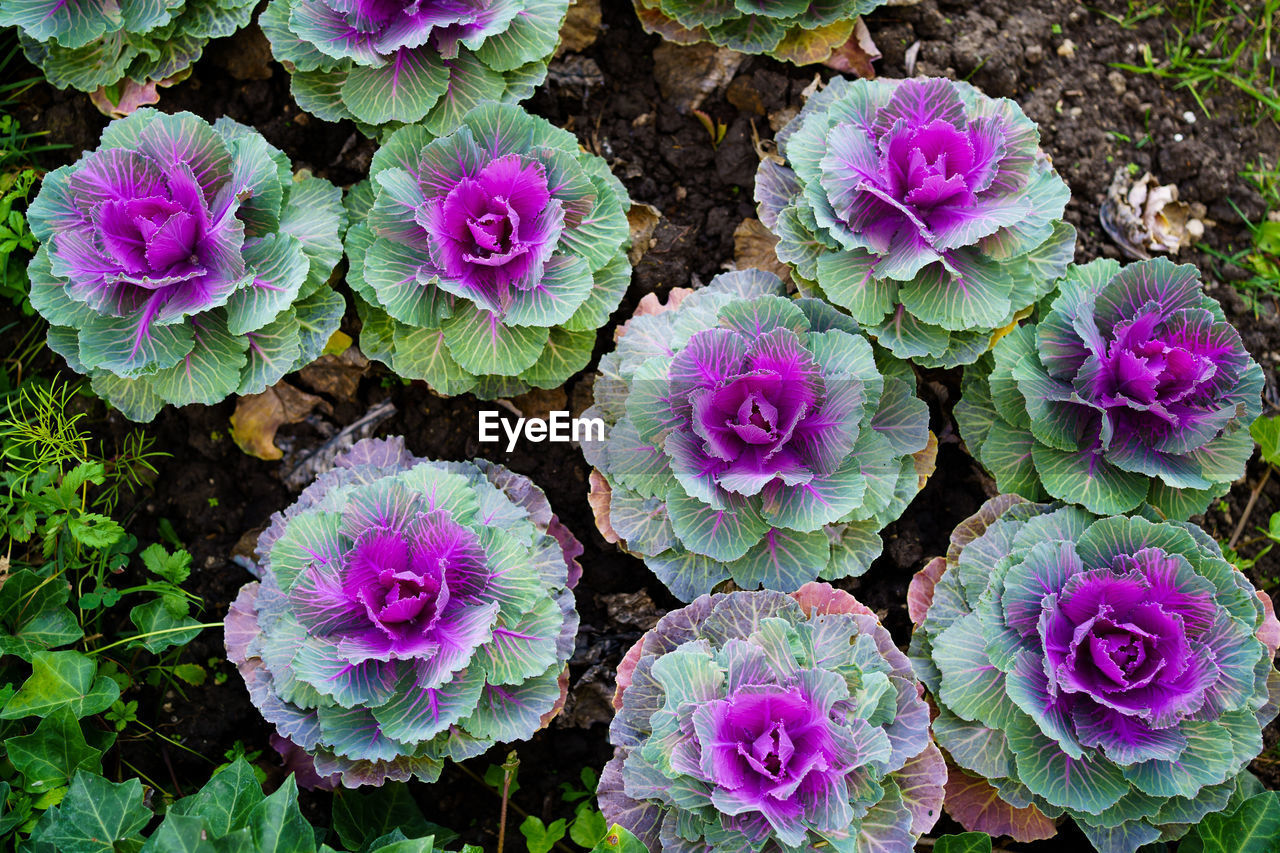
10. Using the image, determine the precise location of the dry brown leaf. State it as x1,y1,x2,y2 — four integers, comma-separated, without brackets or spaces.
297,345,370,401
556,0,601,55
822,18,880,78
652,42,744,111
626,202,662,266
732,217,792,282
230,381,330,461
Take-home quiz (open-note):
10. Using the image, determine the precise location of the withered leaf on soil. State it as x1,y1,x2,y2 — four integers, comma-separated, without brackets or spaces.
230,382,331,461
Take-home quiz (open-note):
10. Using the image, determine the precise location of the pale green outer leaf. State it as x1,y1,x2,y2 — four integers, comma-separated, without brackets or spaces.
77,311,195,376
608,486,675,554
562,253,630,332
371,667,486,744
759,457,866,531
898,254,1011,333
90,372,167,422
603,419,677,499
294,287,347,367
815,248,894,323
667,489,767,562
645,549,728,602
238,311,304,396
392,325,477,396
1006,718,1129,815
226,233,309,335
503,255,595,328
519,326,596,388
822,519,882,579
367,239,447,328
933,614,1016,731
728,526,830,591
148,310,249,406
472,0,567,71
424,50,506,135
342,50,449,125
0,650,120,719
1032,443,1149,515
472,596,563,684
442,301,548,375
980,418,1046,500
292,68,355,123
463,664,563,742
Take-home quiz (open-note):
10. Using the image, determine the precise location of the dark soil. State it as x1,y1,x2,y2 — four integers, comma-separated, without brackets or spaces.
8,0,1280,848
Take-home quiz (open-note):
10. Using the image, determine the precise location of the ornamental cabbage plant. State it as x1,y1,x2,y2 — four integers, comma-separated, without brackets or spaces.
756,76,1076,368
26,109,347,422
225,436,581,787
908,495,1280,853
582,269,933,602
0,0,255,112
956,258,1264,519
633,0,883,66
260,0,568,131
599,583,946,853
346,103,631,397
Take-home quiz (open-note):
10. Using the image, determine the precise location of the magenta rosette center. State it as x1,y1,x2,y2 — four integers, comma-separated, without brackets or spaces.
55,147,245,332
1041,550,1216,738
672,327,828,499
424,154,564,312
698,686,847,824
1085,311,1222,437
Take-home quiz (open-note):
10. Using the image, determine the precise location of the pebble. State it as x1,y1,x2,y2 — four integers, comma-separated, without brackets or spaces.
1107,71,1127,95
1174,133,1184,142
1182,110,1197,124
1025,43,1044,64
1058,39,1077,58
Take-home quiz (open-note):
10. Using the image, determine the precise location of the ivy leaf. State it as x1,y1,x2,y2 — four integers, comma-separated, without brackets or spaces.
0,569,82,659
168,757,264,836
1181,791,1280,853
332,784,456,851
28,770,150,853
127,599,203,653
0,650,120,719
520,816,567,853
6,708,109,791
934,832,993,853
246,775,316,853
139,543,193,585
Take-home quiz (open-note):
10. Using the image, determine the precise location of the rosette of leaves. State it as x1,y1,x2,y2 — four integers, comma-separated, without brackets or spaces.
756,76,1076,368
581,269,933,602
956,258,1264,520
225,436,582,787
26,109,347,422
598,582,946,853
0,0,255,113
260,0,568,132
632,0,882,65
908,495,1280,853
345,103,631,397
